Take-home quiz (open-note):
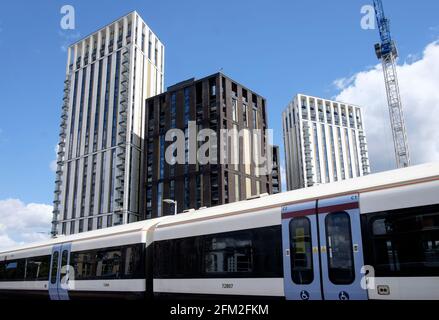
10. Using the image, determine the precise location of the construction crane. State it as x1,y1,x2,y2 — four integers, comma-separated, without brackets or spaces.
373,0,411,168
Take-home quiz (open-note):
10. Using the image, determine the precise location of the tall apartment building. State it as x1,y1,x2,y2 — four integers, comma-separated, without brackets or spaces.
143,73,277,218
52,12,165,235
282,94,370,191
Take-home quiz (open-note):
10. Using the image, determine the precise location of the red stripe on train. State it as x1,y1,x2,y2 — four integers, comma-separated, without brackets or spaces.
282,202,359,219
318,202,359,214
282,208,315,219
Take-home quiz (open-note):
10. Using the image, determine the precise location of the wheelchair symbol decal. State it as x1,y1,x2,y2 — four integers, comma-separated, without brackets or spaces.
300,290,310,300
339,291,350,300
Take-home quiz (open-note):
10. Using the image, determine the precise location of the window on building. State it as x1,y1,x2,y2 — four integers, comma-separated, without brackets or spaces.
209,78,216,97
232,99,238,122
313,123,322,184
344,128,353,178
246,178,252,199
321,124,330,183
88,218,93,231
234,174,240,202
97,216,103,229
337,127,345,180
157,182,163,217
329,126,338,182
252,107,258,129
242,104,248,127
184,177,190,210
148,32,152,60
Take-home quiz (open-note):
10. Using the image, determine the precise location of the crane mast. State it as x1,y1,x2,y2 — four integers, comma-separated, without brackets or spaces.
373,0,411,168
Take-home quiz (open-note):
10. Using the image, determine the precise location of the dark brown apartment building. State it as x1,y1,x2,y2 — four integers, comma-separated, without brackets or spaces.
142,73,280,218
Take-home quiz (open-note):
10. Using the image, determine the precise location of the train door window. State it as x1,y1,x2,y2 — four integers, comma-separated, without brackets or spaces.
325,212,355,285
60,250,69,280
50,252,59,284
289,217,314,284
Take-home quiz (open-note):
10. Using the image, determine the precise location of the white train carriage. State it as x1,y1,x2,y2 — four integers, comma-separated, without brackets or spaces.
0,217,166,299
0,162,439,300
152,162,439,300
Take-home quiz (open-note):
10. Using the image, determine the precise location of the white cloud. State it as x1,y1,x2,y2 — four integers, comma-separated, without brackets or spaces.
0,199,52,251
50,145,59,172
50,160,57,172
334,40,439,173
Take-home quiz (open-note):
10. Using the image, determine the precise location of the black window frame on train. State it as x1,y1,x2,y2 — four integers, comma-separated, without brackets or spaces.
153,225,283,279
362,204,439,277
0,255,51,282
70,243,146,280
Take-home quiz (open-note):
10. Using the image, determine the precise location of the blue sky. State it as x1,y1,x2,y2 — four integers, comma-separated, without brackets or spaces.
0,0,438,207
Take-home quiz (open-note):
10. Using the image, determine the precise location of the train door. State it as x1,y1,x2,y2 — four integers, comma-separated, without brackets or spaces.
281,201,322,300
282,194,368,300
48,243,72,300
317,194,367,300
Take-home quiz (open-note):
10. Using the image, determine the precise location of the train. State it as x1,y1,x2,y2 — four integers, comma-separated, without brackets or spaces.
1,162,438,300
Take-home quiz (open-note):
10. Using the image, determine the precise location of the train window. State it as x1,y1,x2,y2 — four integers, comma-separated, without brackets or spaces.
154,226,283,279
0,260,25,281
25,255,51,281
71,244,144,280
72,251,96,280
289,218,314,285
204,231,253,274
50,252,59,284
96,249,122,278
123,245,144,278
325,212,355,285
365,205,439,277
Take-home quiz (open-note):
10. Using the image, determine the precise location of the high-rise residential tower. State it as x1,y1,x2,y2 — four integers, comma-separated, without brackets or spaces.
52,12,165,235
142,73,278,218
282,94,370,191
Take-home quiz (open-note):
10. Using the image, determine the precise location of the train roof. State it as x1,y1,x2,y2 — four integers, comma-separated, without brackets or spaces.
2,162,439,255
155,162,439,229
0,216,168,255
